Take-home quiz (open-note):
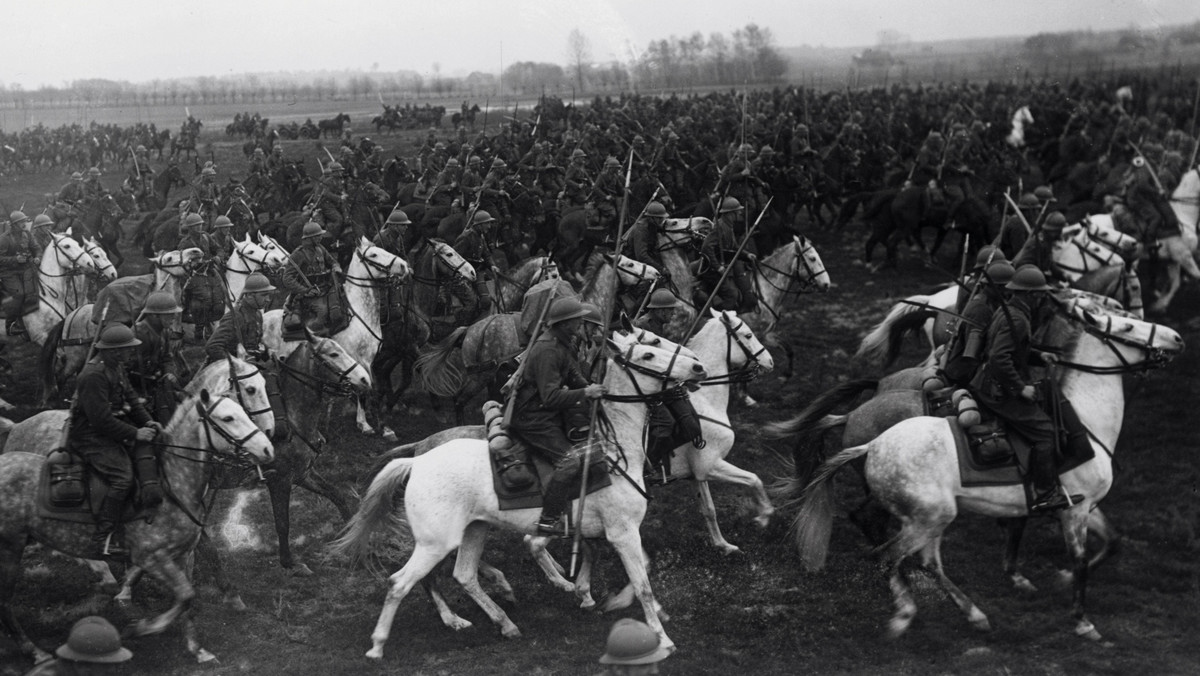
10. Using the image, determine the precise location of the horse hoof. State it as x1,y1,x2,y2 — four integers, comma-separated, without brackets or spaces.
381,428,397,443
225,595,248,612
288,563,315,577
500,625,521,639
719,544,742,556
968,610,991,632
366,647,384,660
1075,621,1102,641
1011,574,1038,594
358,424,376,435
195,648,218,663
448,617,473,631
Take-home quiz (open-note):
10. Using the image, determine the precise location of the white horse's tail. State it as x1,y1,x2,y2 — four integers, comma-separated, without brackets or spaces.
327,458,414,570
790,444,870,572
855,297,933,368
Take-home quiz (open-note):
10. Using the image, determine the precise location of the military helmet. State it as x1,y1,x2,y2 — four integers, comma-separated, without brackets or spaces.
340,145,354,156
445,157,460,168
570,148,587,160
181,213,204,229
719,197,744,214
604,156,621,169
272,145,282,153
434,142,445,151
55,616,132,664
1034,185,1055,202
32,213,54,229
598,618,671,666
491,158,507,169
646,289,680,310
580,302,604,326
386,209,411,226
795,123,809,134
201,166,216,177
738,143,754,154
302,221,326,239
1006,265,1051,292
1042,212,1067,232
243,272,276,293
973,245,1006,270
546,296,588,325
142,291,182,315
468,155,481,165
71,171,83,180
644,201,668,219
212,215,233,229
88,167,101,177
326,161,344,174
633,134,646,145
472,210,496,226
1018,192,1040,210
254,147,265,156
9,210,28,225
95,324,142,350
760,144,775,155
983,261,1016,286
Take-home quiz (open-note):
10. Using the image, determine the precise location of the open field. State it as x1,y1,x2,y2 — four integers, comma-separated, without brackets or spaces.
0,121,1198,675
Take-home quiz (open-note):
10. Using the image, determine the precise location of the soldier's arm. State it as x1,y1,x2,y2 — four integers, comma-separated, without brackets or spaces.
983,314,1025,397
632,227,660,272
78,372,142,442
204,314,235,362
530,349,588,409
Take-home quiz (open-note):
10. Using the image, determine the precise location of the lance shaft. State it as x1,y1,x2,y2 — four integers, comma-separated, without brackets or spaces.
684,197,773,337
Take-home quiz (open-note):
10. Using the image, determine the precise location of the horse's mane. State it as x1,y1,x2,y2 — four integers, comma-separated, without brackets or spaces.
163,392,207,437
580,250,611,298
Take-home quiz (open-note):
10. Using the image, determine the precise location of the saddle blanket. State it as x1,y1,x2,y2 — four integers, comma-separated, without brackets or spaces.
36,453,152,526
491,441,612,512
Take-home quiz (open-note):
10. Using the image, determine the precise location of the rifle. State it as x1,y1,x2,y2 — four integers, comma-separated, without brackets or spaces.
500,284,558,429
56,300,110,450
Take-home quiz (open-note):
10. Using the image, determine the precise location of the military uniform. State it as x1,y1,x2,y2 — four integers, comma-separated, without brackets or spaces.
58,179,86,204
699,206,758,313
131,318,182,424
205,302,265,363
0,224,40,335
177,229,225,332
311,173,348,235
452,224,494,322
189,176,220,222
593,166,624,229
281,240,343,335
562,161,591,207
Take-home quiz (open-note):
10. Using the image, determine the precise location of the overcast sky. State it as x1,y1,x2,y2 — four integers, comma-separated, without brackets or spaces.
2,0,1196,88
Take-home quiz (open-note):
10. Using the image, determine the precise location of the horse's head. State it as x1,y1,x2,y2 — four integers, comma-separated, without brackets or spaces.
81,236,117,280
356,237,411,282
709,308,774,372
233,236,280,272
612,254,660,287
431,240,475,283
218,355,275,439
47,232,97,275
193,389,274,466
607,332,706,387
153,248,204,276
789,235,831,292
256,232,292,267
305,332,373,394
1057,300,1184,371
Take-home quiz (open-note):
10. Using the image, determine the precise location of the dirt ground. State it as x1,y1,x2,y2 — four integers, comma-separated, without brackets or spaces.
0,114,1198,675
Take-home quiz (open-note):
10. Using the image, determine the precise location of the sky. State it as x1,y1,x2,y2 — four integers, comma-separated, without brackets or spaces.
2,0,1196,88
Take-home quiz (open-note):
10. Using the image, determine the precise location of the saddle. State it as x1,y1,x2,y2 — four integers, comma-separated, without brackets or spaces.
283,286,348,341
481,401,611,512
37,450,155,526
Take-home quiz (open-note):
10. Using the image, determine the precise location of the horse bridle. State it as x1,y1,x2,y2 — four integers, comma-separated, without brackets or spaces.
1053,306,1173,375
192,394,268,464
754,239,825,296
224,354,274,421
708,314,768,385
277,340,360,396
345,246,405,287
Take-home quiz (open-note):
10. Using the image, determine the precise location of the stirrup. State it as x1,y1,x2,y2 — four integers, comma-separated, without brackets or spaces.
536,517,567,538
95,532,127,558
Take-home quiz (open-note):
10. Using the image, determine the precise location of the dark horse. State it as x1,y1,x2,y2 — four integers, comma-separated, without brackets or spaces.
451,104,481,130
861,185,992,272
318,113,350,139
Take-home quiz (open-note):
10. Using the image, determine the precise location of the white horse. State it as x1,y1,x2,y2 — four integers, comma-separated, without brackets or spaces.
329,332,707,660
21,232,97,347
80,235,119,283
1147,167,1198,312
263,237,409,435
791,304,1183,641
1006,105,1033,148
224,233,289,301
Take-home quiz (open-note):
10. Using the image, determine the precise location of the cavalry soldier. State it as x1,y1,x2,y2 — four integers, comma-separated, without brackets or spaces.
1121,155,1178,245
428,157,461,207
596,618,672,675
281,222,343,336
363,145,385,184
562,148,591,209
31,214,56,250
126,145,154,207
177,213,225,341
460,155,484,207
82,167,107,204
338,145,361,180
209,215,236,261
23,615,133,676
718,143,759,215
70,324,163,557
970,265,1076,513
633,289,681,340
621,200,670,304
248,147,268,178
955,245,1007,311
311,161,349,239
374,209,411,259
205,271,273,364
999,192,1041,260
910,131,945,189
478,158,511,222
0,211,40,339
699,197,758,314
593,156,624,232
427,141,449,173
267,145,286,175
58,171,86,204
452,210,498,322
1012,212,1068,286
130,291,185,424
508,296,607,537
942,260,1015,388
189,166,221,223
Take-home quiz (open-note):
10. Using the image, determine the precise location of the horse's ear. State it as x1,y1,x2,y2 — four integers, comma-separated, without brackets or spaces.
619,313,634,334
605,338,622,354
709,308,721,319
200,388,211,405
360,236,371,249
303,325,316,343
64,227,72,236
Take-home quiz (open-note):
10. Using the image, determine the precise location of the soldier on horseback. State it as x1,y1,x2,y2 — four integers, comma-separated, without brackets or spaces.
942,259,1014,388
82,167,107,205
1012,212,1069,286
58,171,86,204
428,158,461,207
189,166,221,223
248,147,268,178
633,288,681,340
460,155,484,207
30,214,56,251
311,161,349,246
508,296,606,536
1120,155,1179,245
999,192,1041,260
594,156,624,232
177,213,227,342
267,145,286,175
698,197,758,313
970,266,1075,513
562,148,591,209
0,211,39,339
281,222,343,337
70,324,163,557
130,291,185,424
479,159,512,223
126,145,154,209
718,143,761,216
621,200,670,305
452,210,498,323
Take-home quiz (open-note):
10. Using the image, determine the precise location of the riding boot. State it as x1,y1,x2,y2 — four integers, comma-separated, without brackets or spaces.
132,442,163,509
1028,441,1071,513
537,469,575,537
5,318,25,339
94,491,129,558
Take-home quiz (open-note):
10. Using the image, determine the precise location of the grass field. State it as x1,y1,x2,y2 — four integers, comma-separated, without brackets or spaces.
0,120,1198,675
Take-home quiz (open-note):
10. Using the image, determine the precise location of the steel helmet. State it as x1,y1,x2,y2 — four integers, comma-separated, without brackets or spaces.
181,213,204,229
491,158,507,169
646,289,680,310
201,166,216,177
212,215,233,229
340,146,354,156
468,155,481,165
570,148,587,160
254,147,265,155
386,210,411,226
326,161,344,175
55,616,132,664
983,261,1016,286
760,144,775,155
738,143,754,155
142,291,182,314
71,171,83,180
136,145,147,153
973,245,1006,270
32,213,54,229
644,201,668,219
719,197,744,214
604,156,620,169
472,210,496,226
88,167,101,177
445,157,460,167
546,297,588,325
633,134,645,145
1006,265,1051,292
1018,192,1039,209
1033,185,1056,202
243,271,276,293
1042,212,1067,232
301,221,326,239
96,324,142,350
434,142,445,151
272,145,282,153
598,618,671,666
9,211,28,225
580,302,604,326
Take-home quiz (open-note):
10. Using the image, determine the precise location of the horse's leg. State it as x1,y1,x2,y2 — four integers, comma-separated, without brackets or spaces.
265,473,311,575
451,523,520,638
0,546,50,663
176,552,218,663
598,546,668,619
696,480,739,555
192,528,246,610
879,528,921,639
523,535,576,594
367,543,448,660
918,535,991,631
421,574,473,630
702,458,775,530
128,553,206,659
295,468,354,522
354,395,377,436
477,559,517,605
1000,517,1038,593
605,527,672,650
1060,506,1102,640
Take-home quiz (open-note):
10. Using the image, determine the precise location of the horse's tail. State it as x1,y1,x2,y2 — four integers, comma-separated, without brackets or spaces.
38,319,64,407
763,378,878,441
854,297,933,368
790,443,871,572
412,333,465,399
765,378,877,490
327,458,414,571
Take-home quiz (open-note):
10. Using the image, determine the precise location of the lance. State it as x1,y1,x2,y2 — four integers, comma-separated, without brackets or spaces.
940,189,1010,359
617,185,663,251
1127,141,1166,194
482,97,489,132
131,147,141,181
57,300,109,449
683,197,773,338
569,146,634,576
